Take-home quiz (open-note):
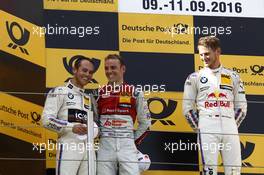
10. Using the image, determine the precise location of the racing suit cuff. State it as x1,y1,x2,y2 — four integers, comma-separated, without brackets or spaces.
235,108,246,127
64,122,74,133
185,110,198,130
134,130,149,145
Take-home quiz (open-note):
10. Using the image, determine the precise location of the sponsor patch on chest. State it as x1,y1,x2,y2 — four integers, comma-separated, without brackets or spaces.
68,109,87,124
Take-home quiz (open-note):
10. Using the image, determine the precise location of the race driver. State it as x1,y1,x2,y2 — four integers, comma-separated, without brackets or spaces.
183,36,247,175
42,56,97,175
96,54,151,175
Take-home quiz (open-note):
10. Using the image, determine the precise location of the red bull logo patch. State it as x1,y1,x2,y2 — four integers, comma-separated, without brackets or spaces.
205,92,230,108
218,93,227,98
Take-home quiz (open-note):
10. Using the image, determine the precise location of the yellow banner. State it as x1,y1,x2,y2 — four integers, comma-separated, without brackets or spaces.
0,92,58,168
0,93,44,143
43,0,118,12
195,54,264,95
0,10,45,67
46,48,119,88
119,13,194,53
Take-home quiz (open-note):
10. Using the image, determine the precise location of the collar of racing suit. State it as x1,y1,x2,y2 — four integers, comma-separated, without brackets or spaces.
205,64,223,73
66,79,85,93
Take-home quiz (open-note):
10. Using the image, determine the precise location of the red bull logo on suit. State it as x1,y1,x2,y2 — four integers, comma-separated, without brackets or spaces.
205,92,230,108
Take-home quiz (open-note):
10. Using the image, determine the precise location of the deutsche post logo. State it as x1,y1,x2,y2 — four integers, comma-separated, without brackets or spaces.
165,23,189,35
30,111,41,125
173,23,189,34
250,65,264,76
147,97,177,126
241,141,255,167
6,21,30,55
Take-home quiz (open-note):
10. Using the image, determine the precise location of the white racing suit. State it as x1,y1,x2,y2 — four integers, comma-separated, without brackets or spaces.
183,66,247,175
42,80,96,175
96,84,151,175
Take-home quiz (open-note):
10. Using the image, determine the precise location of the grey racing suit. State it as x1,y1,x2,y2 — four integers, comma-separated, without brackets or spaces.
96,84,151,175
183,66,247,175
42,80,95,175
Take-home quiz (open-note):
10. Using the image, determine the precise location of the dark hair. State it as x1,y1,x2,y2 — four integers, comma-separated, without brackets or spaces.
105,54,125,66
197,36,221,51
74,55,94,69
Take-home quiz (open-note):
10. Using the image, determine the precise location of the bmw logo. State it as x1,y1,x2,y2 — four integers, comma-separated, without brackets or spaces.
200,77,208,84
68,93,74,99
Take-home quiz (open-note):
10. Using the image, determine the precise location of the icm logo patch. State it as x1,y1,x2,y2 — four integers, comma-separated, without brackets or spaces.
63,55,101,83
6,21,30,55
147,97,177,126
68,109,87,124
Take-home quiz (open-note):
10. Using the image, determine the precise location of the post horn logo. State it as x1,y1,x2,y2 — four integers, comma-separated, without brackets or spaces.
63,55,101,83
173,23,189,34
6,21,30,55
30,111,41,125
241,141,255,167
165,23,189,35
147,97,177,126
250,65,264,76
